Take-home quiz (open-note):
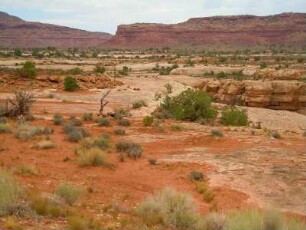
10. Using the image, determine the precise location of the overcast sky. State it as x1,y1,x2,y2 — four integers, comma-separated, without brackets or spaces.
1,0,305,34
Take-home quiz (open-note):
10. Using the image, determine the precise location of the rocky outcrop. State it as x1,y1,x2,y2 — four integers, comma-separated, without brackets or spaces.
196,80,306,112
108,13,306,49
0,11,112,48
171,66,305,80
37,75,123,89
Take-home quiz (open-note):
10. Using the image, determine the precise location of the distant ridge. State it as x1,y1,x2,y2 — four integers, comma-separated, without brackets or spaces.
0,11,305,49
107,13,306,49
0,11,112,48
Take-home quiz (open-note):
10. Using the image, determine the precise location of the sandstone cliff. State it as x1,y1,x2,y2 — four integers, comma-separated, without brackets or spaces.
197,80,306,113
107,13,306,49
0,12,112,48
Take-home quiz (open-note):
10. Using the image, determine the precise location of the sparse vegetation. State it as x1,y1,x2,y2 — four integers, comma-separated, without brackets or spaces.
132,100,147,109
64,77,79,91
189,171,204,181
0,171,24,216
63,124,90,142
114,129,126,136
55,183,83,205
53,113,64,125
143,115,154,126
76,147,107,167
117,118,130,126
15,124,53,141
16,165,37,176
94,63,105,74
137,188,197,229
116,141,143,159
113,107,130,120
171,124,184,131
96,117,110,127
0,123,11,133
82,113,93,121
29,192,66,217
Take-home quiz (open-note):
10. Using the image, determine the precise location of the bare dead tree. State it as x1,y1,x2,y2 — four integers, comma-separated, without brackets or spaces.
97,67,117,116
98,89,111,116
2,91,35,117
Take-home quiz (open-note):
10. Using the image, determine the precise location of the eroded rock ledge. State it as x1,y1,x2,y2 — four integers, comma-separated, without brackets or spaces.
196,80,306,113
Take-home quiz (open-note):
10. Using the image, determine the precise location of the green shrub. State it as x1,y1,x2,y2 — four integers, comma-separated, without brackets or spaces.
55,183,83,205
116,142,143,159
3,216,24,230
64,77,79,92
189,171,204,181
97,117,110,127
137,188,198,229
118,66,129,76
67,127,90,142
198,213,226,230
15,125,53,140
82,113,93,121
78,137,110,151
65,68,83,75
70,118,83,127
143,116,154,126
53,113,63,125
17,61,36,79
16,165,38,176
260,62,267,69
216,71,227,79
113,107,130,120
0,171,24,216
117,118,130,126
159,89,217,121
158,65,178,75
226,209,263,230
132,100,147,109
171,124,184,131
94,64,105,74
94,137,110,150
0,123,11,133
30,193,65,217
63,123,76,134
220,107,248,126
114,129,126,136
67,215,101,230
77,147,107,167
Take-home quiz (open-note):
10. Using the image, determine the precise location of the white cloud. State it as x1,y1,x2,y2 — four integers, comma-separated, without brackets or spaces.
1,0,305,34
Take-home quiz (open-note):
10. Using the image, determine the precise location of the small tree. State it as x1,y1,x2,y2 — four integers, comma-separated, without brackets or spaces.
17,61,37,79
14,48,22,57
159,89,217,121
64,77,79,91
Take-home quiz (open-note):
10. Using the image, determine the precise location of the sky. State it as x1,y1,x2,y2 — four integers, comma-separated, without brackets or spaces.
0,0,305,34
